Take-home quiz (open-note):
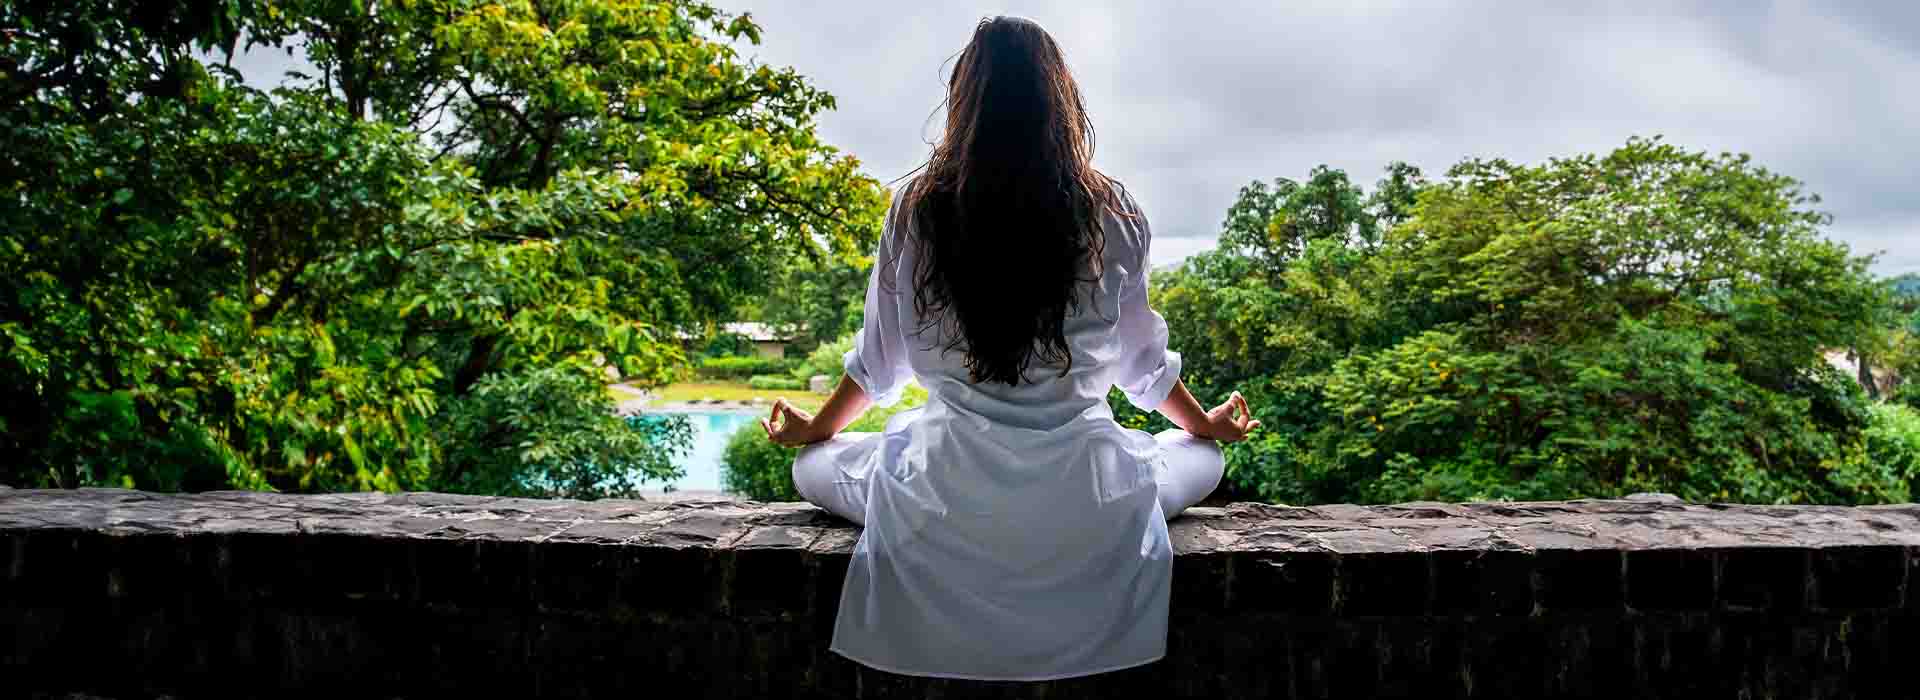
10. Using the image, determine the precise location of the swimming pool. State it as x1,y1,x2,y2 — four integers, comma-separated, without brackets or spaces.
651,410,760,493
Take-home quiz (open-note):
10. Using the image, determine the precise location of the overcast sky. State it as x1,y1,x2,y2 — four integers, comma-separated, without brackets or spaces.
713,1,1917,273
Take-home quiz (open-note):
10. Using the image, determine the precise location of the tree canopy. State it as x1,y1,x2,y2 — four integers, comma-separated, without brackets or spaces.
0,0,887,497
1128,138,1913,505
6,2,1913,507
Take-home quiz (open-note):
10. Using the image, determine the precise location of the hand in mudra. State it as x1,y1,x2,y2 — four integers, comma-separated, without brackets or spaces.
1195,391,1261,443
761,398,828,447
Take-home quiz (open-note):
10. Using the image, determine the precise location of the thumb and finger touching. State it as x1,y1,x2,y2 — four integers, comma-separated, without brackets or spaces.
760,398,819,447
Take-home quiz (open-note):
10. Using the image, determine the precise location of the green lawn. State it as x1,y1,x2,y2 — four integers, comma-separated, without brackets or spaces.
637,381,824,412
606,383,649,402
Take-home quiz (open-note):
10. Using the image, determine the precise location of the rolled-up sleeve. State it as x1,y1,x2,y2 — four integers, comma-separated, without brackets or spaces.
841,196,913,407
1113,200,1183,412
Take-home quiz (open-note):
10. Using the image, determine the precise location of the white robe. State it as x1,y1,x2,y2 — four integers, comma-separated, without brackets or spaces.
825,185,1185,681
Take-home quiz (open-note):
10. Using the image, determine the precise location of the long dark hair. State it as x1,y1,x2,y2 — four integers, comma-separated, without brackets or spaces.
892,16,1126,386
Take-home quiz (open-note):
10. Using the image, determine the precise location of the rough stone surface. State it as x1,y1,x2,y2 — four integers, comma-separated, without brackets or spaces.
3,488,1917,698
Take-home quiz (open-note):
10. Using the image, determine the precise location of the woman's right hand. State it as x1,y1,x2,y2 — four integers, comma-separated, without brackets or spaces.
1193,391,1261,443
762,398,830,447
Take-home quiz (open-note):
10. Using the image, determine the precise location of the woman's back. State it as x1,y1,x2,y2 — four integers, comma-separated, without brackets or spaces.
812,180,1189,680
766,15,1255,682
882,186,1175,432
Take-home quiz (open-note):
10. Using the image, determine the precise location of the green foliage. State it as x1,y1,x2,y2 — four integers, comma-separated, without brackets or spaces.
791,333,855,383
721,383,926,502
1895,383,1920,411
701,332,758,359
1879,276,1920,405
1847,404,1920,499
1149,138,1900,505
1,0,886,496
720,426,802,502
757,253,870,353
697,356,791,380
439,366,693,499
747,374,806,391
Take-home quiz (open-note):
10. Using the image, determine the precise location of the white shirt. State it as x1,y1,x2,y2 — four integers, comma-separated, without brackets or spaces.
833,184,1184,681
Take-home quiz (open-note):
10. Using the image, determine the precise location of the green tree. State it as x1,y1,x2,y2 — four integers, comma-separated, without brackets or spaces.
1125,162,1425,500
757,252,870,354
1882,273,1920,406
1,0,887,498
1150,139,1902,505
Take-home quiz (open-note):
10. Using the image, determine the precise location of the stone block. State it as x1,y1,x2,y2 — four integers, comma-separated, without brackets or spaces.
1541,618,1634,697
1168,551,1231,616
1535,549,1623,612
533,541,621,612
1910,545,1920,611
1717,548,1808,612
1626,613,1728,696
101,532,189,605
1335,552,1428,617
1431,549,1533,616
226,532,319,603
1626,549,1715,610
11,530,107,604
3,488,1916,698
615,545,723,616
1226,551,1335,617
412,539,536,609
1301,621,1384,699
0,531,14,591
1455,618,1549,698
726,546,812,619
1810,545,1904,610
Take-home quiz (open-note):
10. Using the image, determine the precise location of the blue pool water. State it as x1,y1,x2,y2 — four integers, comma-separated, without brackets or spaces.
655,410,760,492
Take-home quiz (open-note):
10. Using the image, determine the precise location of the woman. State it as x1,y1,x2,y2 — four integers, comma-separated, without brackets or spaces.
760,16,1259,681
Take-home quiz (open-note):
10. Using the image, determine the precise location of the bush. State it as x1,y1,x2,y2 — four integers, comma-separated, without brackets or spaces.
747,374,805,390
438,366,691,500
721,427,801,501
697,356,790,380
721,383,927,502
1832,403,1920,503
790,333,855,383
701,332,757,359
1893,381,1920,411
1871,404,1920,485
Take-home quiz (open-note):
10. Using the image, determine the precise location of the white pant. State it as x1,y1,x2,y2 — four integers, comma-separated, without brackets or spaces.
791,428,1224,526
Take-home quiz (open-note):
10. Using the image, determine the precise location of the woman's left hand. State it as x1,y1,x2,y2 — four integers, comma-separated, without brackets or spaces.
762,398,829,447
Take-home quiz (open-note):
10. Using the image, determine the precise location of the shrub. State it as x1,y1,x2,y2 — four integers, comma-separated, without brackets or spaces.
1872,403,1920,485
790,333,855,383
747,374,805,390
701,332,757,359
438,366,691,500
697,356,790,380
1893,381,1920,411
721,383,927,502
1832,403,1920,503
721,427,801,502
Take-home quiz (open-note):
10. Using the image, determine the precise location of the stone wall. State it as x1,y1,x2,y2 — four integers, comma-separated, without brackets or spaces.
2,486,1917,699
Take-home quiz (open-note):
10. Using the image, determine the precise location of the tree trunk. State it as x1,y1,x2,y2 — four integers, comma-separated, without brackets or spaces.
452,334,500,396
1857,349,1879,400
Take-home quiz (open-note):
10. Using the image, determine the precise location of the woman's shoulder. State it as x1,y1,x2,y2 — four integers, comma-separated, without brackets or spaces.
1099,177,1152,256
1101,175,1141,214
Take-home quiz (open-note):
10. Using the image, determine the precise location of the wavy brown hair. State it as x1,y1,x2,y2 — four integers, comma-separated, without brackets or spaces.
890,16,1127,386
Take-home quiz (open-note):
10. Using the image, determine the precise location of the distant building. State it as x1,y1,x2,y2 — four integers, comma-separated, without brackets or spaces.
721,322,793,360
1823,349,1900,398
671,321,796,360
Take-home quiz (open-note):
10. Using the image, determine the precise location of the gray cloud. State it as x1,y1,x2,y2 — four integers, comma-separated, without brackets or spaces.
717,1,1918,272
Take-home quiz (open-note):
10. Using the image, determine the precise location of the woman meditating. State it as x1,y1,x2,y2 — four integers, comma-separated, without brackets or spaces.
759,16,1260,682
